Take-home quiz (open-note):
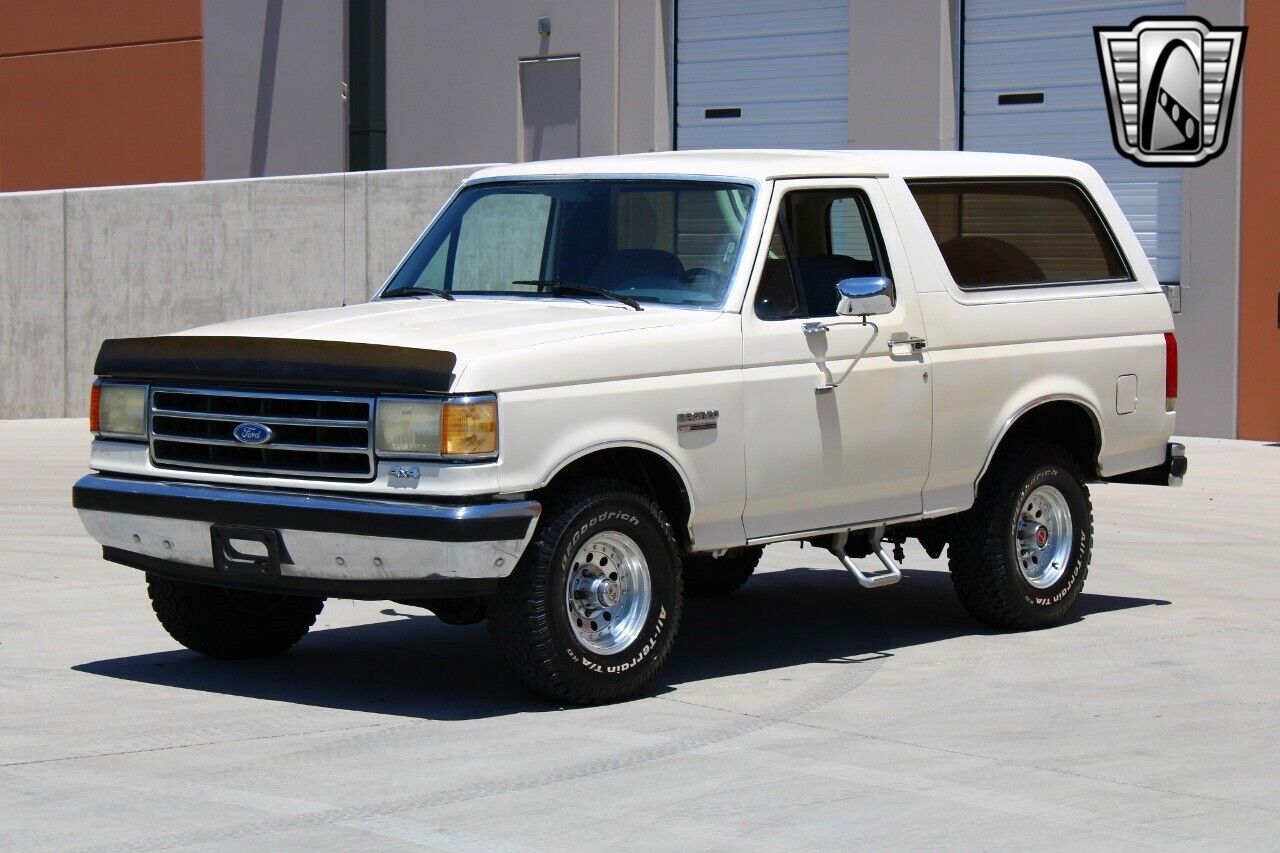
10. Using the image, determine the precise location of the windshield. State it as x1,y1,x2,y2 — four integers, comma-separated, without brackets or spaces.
380,179,755,309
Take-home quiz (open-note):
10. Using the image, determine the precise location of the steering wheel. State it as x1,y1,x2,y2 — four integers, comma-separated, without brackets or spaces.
682,267,724,292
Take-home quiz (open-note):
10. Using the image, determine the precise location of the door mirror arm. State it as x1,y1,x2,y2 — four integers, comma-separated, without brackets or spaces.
801,318,881,394
799,277,895,393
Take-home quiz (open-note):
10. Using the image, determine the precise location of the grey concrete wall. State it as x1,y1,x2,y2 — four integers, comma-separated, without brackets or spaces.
201,1,671,177
385,0,672,168
1175,0,1244,439
0,165,482,419
848,0,959,150
0,192,65,419
203,0,347,179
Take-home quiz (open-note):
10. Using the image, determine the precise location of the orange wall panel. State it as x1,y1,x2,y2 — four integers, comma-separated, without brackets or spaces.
1239,1,1280,440
0,40,203,191
0,0,200,58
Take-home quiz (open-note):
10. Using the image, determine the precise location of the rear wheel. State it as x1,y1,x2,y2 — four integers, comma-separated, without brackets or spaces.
682,546,762,597
146,575,324,658
948,441,1093,630
487,477,682,705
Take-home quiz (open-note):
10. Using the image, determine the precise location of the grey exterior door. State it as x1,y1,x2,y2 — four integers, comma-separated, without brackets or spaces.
519,56,580,162
675,0,850,149
963,0,1186,285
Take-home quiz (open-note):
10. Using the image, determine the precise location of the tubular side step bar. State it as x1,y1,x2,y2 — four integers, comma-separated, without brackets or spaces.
830,526,902,589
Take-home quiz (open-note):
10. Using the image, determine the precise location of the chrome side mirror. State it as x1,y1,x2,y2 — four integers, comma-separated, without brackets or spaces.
835,277,893,318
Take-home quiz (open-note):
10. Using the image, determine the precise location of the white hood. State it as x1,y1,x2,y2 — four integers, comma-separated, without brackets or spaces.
173,297,723,389
179,298,708,349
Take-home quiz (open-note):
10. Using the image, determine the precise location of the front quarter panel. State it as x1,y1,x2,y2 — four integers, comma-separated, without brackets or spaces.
474,313,747,551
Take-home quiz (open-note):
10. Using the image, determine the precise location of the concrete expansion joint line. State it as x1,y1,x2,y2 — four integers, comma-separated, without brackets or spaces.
663,697,1278,817
81,666,887,851
0,722,392,769
0,567,135,597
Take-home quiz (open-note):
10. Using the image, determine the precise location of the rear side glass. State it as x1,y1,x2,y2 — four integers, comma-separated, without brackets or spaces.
908,180,1130,289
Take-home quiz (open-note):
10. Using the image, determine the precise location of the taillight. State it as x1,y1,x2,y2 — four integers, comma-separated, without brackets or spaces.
1164,332,1178,412
89,382,101,434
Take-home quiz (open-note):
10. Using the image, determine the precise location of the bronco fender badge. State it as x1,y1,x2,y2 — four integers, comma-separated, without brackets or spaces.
676,410,718,433
231,422,273,445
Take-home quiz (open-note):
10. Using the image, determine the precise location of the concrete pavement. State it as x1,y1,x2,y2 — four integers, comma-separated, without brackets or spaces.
1,420,1277,850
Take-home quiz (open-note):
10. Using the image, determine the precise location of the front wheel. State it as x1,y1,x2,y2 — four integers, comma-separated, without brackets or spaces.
487,477,682,705
948,441,1093,630
147,575,324,658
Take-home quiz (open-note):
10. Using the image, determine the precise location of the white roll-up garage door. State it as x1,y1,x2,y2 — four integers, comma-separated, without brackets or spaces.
964,1,1185,283
676,0,849,150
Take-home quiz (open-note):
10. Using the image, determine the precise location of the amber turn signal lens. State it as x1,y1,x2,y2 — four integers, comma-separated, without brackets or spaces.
89,383,101,434
441,400,498,457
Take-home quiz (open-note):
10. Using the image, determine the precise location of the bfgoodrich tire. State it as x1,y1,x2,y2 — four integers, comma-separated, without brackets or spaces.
487,477,682,705
147,575,324,659
948,441,1093,630
682,546,762,598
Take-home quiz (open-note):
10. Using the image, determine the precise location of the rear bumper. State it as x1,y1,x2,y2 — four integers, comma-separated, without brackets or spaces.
72,474,541,599
1105,442,1188,487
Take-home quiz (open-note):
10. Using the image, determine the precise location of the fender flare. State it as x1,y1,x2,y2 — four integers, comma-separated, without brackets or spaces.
974,394,1105,488
539,439,697,507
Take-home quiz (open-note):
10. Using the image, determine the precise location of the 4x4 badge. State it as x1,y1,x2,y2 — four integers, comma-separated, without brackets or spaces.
1094,16,1246,167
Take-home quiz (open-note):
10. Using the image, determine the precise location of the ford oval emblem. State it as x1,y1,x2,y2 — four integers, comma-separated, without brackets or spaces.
232,422,273,445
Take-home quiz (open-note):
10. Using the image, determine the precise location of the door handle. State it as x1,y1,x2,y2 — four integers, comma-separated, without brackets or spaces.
888,336,927,355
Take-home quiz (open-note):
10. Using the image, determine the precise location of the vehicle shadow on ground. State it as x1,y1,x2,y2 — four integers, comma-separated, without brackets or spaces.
73,566,1168,721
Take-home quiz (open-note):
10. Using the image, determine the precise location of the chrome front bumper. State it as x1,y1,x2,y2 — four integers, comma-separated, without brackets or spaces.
72,474,541,599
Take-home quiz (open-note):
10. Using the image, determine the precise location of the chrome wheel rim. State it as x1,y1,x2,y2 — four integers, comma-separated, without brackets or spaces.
1015,485,1073,589
565,531,652,655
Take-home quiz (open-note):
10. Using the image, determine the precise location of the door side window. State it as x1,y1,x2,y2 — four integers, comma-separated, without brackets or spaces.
754,219,803,320
754,188,893,320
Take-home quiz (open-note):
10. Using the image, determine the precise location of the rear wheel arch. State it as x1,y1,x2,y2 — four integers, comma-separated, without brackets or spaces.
979,397,1103,486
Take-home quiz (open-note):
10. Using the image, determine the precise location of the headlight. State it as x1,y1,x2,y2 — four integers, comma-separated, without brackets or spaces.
376,396,497,460
376,399,442,455
91,382,148,439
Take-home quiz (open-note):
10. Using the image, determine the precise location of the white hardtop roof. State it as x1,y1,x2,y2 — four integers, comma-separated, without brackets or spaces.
468,149,1097,184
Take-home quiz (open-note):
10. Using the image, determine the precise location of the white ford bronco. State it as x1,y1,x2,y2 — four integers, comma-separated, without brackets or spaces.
74,150,1185,704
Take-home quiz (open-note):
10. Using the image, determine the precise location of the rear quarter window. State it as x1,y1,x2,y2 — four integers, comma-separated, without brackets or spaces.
908,180,1131,289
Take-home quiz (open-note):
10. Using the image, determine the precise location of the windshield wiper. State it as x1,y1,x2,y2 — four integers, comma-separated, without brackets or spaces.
381,286,455,301
512,279,642,311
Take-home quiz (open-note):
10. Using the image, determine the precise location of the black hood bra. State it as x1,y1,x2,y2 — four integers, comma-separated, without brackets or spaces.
94,336,456,394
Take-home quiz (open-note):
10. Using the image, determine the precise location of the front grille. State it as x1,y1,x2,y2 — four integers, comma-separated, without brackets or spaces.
149,387,376,480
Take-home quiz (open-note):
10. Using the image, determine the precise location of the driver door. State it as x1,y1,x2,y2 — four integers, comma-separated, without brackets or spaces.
741,178,933,539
